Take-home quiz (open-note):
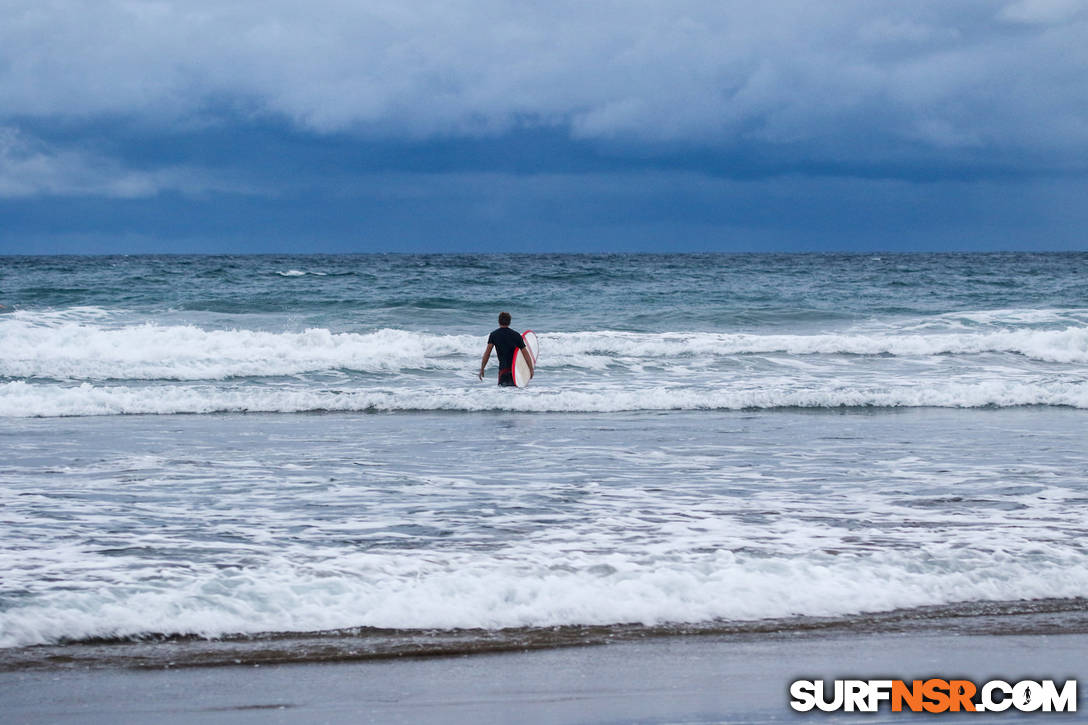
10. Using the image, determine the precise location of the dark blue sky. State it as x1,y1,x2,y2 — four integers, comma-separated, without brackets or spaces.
2,1,1087,254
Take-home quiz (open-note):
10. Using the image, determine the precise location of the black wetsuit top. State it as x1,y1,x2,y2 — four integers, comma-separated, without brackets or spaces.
488,327,526,386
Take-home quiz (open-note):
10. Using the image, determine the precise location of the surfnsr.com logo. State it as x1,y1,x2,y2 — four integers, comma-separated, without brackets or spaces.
790,679,1077,713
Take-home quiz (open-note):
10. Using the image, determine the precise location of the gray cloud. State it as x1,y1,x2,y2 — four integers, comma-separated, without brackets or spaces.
2,0,1087,167
0,127,257,198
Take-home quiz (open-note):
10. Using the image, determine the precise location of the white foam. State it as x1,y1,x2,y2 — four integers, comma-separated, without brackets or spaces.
2,379,1086,417
3,314,1086,416
2,546,1086,647
276,269,327,277
4,317,1087,383
0,321,478,380
547,328,1088,364
9,306,114,323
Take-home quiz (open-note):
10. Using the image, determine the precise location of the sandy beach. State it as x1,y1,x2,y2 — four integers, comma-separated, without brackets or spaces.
3,627,1086,724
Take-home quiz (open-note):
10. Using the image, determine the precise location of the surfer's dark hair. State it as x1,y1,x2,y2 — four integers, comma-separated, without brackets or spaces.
498,311,512,326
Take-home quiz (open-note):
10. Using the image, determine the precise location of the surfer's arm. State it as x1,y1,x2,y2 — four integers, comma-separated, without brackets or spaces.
478,343,494,380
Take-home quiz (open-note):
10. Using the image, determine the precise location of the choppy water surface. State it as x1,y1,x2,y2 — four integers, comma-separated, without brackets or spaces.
1,253,1087,666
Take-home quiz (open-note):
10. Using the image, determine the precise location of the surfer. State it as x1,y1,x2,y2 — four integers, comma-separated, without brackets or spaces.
479,311,533,386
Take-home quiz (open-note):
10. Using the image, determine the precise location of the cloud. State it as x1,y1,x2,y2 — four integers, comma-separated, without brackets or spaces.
998,0,1087,24
1,0,1086,169
0,127,258,199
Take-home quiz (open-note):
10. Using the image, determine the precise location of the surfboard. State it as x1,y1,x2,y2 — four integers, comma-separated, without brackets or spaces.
511,330,539,388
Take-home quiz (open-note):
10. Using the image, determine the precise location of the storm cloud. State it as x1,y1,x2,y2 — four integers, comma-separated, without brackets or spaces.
1,0,1086,251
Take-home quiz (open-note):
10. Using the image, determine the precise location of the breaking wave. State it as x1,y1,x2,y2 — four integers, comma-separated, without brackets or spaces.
3,547,1087,648
3,309,1086,416
2,380,1087,417
3,318,1088,381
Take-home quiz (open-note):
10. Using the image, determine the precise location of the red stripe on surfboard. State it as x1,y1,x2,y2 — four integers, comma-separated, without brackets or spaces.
522,329,538,364
511,347,522,387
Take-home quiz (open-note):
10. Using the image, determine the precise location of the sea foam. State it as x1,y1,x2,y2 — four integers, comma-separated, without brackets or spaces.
0,321,477,380
2,379,1087,417
2,546,1086,648
3,319,1088,381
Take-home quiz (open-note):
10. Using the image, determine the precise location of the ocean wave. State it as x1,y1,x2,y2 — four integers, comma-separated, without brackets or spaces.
0,322,479,380
276,269,327,277
2,380,1087,417
2,547,1086,648
3,318,1088,381
552,328,1088,364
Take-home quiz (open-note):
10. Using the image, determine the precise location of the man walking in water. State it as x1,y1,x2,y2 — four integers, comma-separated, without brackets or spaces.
479,311,533,386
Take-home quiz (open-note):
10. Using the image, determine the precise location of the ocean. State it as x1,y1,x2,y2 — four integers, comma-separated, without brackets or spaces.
2,252,1087,669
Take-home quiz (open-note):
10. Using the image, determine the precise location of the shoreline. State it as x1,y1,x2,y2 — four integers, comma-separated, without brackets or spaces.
2,628,1085,724
4,597,1088,672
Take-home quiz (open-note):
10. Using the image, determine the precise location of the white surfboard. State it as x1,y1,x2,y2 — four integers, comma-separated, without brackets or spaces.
511,330,539,388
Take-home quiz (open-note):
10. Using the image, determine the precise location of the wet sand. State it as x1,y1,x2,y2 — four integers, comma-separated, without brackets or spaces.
2,629,1085,724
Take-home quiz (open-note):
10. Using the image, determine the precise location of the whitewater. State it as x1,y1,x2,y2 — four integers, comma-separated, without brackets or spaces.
3,309,1088,416
1,252,1087,662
